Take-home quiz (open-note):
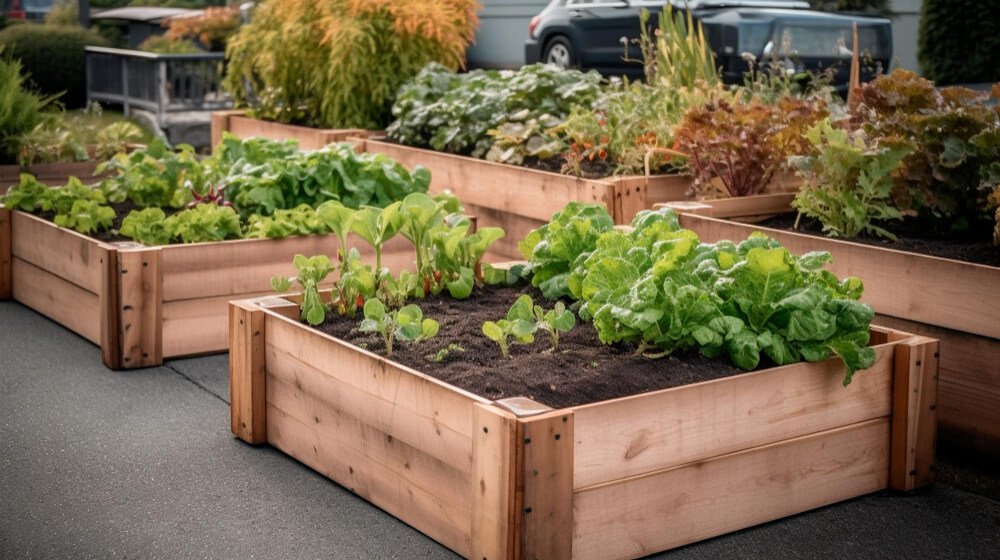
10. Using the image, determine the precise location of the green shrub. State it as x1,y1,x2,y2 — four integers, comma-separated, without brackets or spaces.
0,51,57,164
224,0,480,129
45,2,79,26
137,35,202,54
0,24,109,108
919,0,1000,85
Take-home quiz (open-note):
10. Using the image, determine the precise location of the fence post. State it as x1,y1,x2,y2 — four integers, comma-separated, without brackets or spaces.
121,56,130,117
85,49,92,108
157,59,168,129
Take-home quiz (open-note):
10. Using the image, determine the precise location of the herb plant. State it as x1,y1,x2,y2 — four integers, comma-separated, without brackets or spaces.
359,299,439,358
792,119,912,240
482,295,537,359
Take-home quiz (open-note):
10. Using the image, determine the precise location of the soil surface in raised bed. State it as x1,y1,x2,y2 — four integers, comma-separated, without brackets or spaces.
758,214,1000,268
315,284,752,409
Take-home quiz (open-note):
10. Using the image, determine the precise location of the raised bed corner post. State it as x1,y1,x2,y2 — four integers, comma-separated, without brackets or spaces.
230,300,267,444
517,409,574,560
112,247,163,369
0,206,11,300
890,335,939,492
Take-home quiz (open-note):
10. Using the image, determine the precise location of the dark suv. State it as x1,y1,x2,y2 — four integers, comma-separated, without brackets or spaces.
524,0,892,90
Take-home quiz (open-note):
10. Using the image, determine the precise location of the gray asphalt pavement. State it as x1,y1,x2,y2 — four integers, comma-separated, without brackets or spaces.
2,301,999,559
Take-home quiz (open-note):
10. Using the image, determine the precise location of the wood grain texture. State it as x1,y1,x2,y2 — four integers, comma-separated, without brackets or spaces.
209,110,243,152
261,310,482,557
573,342,895,489
572,418,890,560
98,246,122,369
678,213,1000,340
0,206,10,300
117,249,162,368
12,257,101,343
361,138,616,224
519,411,574,560
471,404,518,560
873,314,1000,454
229,300,266,443
890,336,939,491
10,211,108,293
264,312,489,463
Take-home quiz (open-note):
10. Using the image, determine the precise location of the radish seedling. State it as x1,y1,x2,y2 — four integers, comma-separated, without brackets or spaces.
533,300,576,351
359,299,439,358
482,295,537,359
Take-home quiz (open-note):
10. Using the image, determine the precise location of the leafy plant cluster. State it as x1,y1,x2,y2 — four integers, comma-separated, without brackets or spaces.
0,49,57,164
848,70,1000,239
271,192,505,358
482,294,575,358
520,204,876,384
224,0,479,129
2,134,433,243
387,63,603,164
673,95,828,198
3,174,115,234
791,119,912,240
17,103,145,166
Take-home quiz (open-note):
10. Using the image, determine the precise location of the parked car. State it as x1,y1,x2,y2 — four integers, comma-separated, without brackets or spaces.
525,0,892,91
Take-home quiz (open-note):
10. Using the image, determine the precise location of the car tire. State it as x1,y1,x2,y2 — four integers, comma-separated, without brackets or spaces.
543,36,575,69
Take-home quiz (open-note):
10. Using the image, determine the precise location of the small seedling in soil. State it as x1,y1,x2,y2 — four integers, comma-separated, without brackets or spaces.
533,300,576,351
482,295,537,359
427,343,466,362
359,299,439,358
271,254,334,326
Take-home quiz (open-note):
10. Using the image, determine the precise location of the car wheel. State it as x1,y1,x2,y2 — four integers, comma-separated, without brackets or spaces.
543,37,574,69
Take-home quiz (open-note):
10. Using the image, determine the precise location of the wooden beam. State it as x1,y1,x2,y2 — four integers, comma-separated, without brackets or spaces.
118,248,162,368
209,110,244,153
99,246,122,369
471,404,519,560
890,336,939,491
518,410,574,560
230,299,266,444
0,206,11,300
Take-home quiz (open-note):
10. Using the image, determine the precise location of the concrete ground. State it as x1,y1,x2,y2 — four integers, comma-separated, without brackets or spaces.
2,301,999,559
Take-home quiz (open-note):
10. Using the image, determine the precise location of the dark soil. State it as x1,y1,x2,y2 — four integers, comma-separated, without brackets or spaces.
521,154,614,179
758,214,1000,268
314,284,747,409
37,201,179,244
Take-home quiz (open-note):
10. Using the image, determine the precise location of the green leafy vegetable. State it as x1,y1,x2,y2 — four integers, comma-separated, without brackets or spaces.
482,294,537,359
120,207,171,246
164,204,242,244
271,254,335,326
52,199,115,234
359,299,439,358
792,119,912,240
533,300,576,352
536,206,876,384
245,205,328,239
350,202,402,273
98,140,203,208
1,173,48,211
519,202,615,299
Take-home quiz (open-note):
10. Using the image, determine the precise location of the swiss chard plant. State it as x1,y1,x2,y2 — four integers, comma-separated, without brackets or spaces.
541,206,876,384
359,299,439,358
791,119,913,240
482,294,537,359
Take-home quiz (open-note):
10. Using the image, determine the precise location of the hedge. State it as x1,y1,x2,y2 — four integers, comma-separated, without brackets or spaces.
0,24,109,108
918,0,1000,85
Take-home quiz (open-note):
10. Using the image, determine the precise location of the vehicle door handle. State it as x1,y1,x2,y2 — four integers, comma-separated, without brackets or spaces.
569,9,584,18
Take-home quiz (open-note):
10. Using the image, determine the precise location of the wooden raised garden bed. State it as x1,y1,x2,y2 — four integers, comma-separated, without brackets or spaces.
210,110,373,152
661,199,1000,455
229,290,937,559
0,206,416,369
353,136,803,260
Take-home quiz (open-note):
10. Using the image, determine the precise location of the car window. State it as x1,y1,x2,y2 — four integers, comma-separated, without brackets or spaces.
773,24,887,58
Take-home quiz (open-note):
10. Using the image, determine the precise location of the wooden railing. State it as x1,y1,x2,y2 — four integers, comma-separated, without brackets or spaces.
85,46,232,127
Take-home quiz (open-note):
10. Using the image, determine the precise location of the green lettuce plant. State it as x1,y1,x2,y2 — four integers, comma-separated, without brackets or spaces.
533,300,576,352
120,207,172,246
53,199,115,234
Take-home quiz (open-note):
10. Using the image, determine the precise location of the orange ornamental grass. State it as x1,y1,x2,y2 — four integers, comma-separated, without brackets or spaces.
225,0,480,129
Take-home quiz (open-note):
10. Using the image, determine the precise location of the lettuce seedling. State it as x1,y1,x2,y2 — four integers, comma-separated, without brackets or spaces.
533,300,576,352
482,295,537,359
359,299,439,358
53,199,115,234
271,254,335,326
